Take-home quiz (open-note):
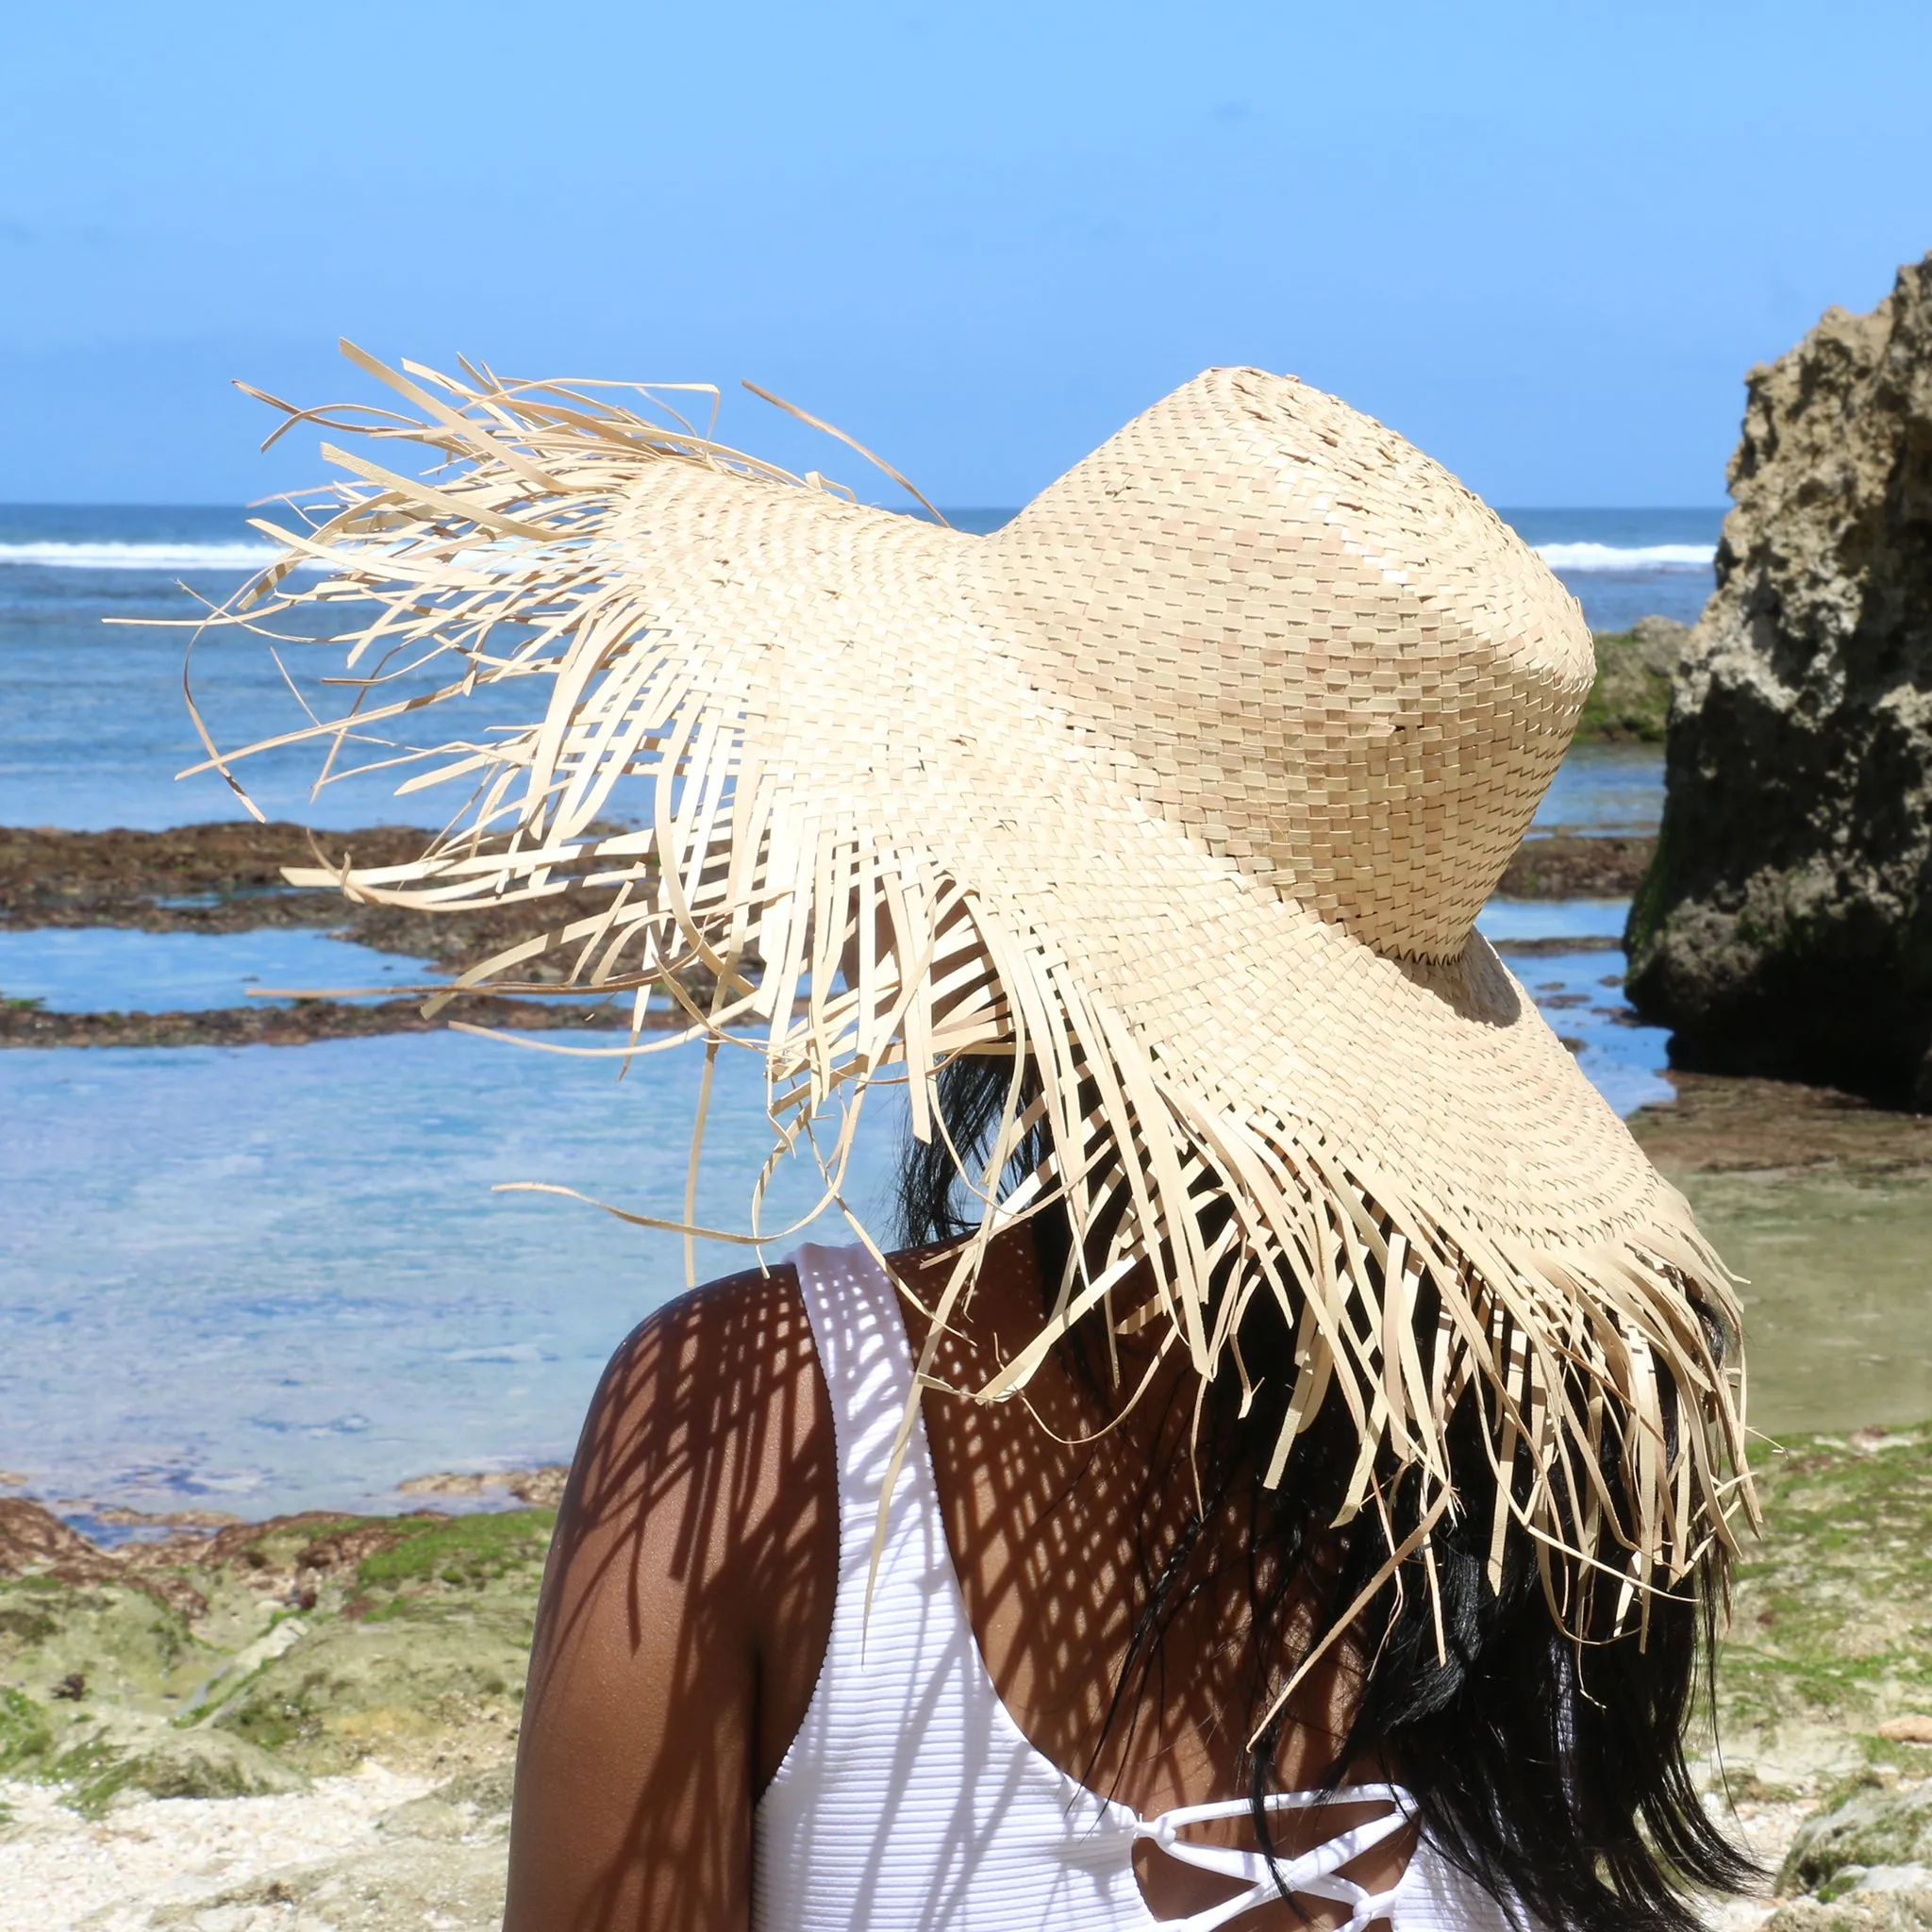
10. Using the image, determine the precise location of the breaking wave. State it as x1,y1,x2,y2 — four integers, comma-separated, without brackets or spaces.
0,541,317,572
1535,541,1716,573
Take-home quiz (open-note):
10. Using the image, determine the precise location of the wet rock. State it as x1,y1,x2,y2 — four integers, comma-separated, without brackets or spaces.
429,1760,516,1814
0,1499,205,1617
1627,252,1932,1105
397,1466,570,1509
1577,616,1690,742
1628,1072,1932,1176
142,1835,509,1931
0,993,641,1050
1766,1884,1932,1932
0,822,427,929
0,821,692,982
1495,833,1656,899
375,1790,490,1840
0,1439,1917,1916
0,821,733,1052
89,1718,310,1807
1782,1782,1932,1898
1710,1427,1932,1791
3,1685,309,1815
0,1505,550,1823
0,1500,133,1592
206,1611,531,1777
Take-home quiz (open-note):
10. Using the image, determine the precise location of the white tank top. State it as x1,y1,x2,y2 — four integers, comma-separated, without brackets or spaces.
752,1242,1517,1932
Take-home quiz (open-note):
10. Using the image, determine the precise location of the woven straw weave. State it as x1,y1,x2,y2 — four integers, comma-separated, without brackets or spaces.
192,352,1752,1655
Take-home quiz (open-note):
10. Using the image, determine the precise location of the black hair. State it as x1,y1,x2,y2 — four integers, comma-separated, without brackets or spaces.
898,1053,1756,1932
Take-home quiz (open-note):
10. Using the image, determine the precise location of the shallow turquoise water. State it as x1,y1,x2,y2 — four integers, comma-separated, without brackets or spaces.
1528,741,1663,837
1504,941,1672,1117
0,1032,904,1514
0,506,1689,1515
0,897,1668,1514
1476,899,1630,945
0,927,440,1011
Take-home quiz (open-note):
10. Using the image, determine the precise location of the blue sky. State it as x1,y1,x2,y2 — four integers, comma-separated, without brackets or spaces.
6,1,1929,507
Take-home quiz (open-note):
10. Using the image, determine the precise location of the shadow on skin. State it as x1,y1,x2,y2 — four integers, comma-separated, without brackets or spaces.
504,1234,1414,1930
903,1238,1416,1928
503,1264,835,1932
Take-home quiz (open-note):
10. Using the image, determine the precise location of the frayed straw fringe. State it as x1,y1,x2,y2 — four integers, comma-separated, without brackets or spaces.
177,344,1754,1713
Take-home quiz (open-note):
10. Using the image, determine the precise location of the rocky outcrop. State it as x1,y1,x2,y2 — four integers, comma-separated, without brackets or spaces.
1771,1781,1932,1932
1626,253,1932,1105
1496,833,1654,899
1577,616,1690,741
1783,1782,1932,1896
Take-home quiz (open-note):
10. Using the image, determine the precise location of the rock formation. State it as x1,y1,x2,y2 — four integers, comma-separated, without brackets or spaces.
1626,253,1932,1105
1577,615,1690,742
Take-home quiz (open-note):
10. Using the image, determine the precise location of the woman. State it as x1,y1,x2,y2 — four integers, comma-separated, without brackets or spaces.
213,357,1756,1931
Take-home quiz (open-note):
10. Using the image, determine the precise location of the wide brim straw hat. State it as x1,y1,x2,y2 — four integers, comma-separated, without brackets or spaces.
199,346,1751,1644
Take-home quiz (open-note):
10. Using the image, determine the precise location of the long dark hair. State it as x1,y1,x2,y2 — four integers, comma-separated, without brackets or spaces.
898,1053,1755,1932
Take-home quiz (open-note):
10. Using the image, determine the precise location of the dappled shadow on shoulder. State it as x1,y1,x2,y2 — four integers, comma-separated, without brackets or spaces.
503,1262,836,1932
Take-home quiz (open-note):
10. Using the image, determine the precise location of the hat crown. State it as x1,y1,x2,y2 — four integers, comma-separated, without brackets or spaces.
973,368,1593,960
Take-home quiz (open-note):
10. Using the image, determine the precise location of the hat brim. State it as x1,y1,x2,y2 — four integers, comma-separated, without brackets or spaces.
205,351,1751,1640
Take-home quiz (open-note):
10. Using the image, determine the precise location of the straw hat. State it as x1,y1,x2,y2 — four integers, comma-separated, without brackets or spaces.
207,348,1752,1638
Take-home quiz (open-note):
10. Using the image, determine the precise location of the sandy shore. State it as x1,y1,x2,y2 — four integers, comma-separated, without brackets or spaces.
0,1772,1873,1932
0,1490,547,1931
0,1761,507,1932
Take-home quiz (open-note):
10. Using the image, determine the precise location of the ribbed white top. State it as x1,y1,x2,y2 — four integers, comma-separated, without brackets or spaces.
750,1242,1514,1932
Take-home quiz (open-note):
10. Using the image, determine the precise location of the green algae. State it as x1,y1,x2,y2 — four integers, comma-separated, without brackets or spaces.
1782,1780,1932,1892
0,1575,206,1695
0,1506,553,1808
1720,1428,1932,1783
1678,1171,1932,1438
1628,1077,1932,1437
0,1684,54,1773
1576,620,1685,742
208,1615,529,1774
354,1509,555,1594
4,1441,1926,1824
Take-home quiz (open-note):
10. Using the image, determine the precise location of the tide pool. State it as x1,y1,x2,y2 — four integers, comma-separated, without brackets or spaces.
1506,941,1673,1116
0,927,441,1012
0,893,1673,1516
0,1030,905,1515
0,503,1714,1521
1477,898,1630,945
1528,741,1663,838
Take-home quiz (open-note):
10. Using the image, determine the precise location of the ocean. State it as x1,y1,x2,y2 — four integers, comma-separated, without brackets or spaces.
0,503,1715,1520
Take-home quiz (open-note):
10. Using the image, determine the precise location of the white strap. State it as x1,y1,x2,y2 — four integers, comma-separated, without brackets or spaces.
1134,1786,1413,1932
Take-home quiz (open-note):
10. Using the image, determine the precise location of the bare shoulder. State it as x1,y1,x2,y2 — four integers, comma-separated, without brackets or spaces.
539,1260,836,1680
504,1264,837,1929
558,1262,825,1523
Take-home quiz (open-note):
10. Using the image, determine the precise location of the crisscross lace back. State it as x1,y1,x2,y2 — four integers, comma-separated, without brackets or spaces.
1136,1786,1413,1932
755,1244,1515,1932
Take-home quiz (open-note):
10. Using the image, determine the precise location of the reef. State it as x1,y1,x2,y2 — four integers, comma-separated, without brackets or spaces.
1575,616,1690,743
0,994,644,1050
3,1431,1928,1927
1495,832,1654,899
1627,253,1932,1106
0,822,609,973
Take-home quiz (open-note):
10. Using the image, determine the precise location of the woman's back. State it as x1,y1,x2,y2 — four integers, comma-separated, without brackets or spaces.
209,348,1754,1932
753,1241,1510,1932
501,1231,1507,1931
